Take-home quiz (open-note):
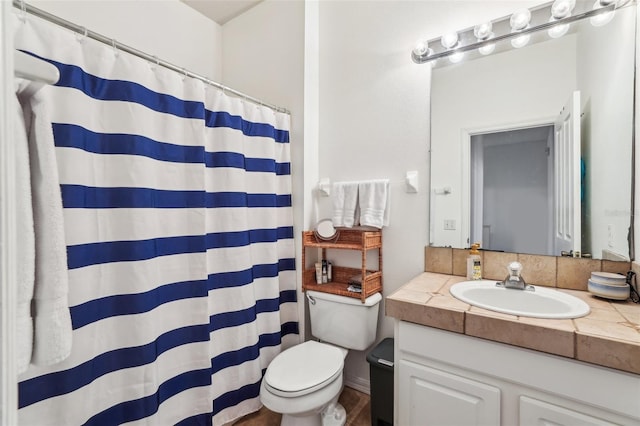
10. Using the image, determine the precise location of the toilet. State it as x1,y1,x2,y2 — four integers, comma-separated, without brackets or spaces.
260,290,382,426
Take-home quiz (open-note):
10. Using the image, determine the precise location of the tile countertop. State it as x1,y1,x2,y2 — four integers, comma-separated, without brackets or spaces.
386,272,640,375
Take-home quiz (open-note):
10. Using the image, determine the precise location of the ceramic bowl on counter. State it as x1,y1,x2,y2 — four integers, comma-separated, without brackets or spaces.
588,279,630,300
589,271,627,286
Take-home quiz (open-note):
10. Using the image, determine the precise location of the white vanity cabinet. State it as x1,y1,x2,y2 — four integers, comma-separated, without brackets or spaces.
395,321,640,426
399,358,501,425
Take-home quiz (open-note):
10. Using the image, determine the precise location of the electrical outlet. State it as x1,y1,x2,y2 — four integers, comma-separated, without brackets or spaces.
444,220,456,230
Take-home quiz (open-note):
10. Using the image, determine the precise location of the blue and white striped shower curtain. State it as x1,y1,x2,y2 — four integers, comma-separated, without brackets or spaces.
14,12,298,426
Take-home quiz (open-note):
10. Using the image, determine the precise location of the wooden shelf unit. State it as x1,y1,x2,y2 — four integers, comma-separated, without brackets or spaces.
302,228,382,303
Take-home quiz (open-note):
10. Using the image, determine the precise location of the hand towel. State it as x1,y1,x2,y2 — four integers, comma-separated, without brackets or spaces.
13,91,36,374
331,182,359,228
358,179,390,229
16,80,72,367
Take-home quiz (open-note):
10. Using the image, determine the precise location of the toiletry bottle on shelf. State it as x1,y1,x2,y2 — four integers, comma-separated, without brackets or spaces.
466,243,482,280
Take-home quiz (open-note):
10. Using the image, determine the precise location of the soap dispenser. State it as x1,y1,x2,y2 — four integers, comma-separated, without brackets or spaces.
466,243,482,280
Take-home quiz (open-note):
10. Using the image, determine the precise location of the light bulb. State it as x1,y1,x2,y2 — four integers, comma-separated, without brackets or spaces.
479,42,496,55
441,31,459,49
412,39,431,57
511,33,531,48
474,22,493,40
590,0,615,26
449,51,464,63
474,22,495,56
548,17,570,38
510,9,532,31
551,0,575,19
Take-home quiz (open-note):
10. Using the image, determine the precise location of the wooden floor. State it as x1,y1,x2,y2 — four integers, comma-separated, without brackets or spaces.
233,386,371,426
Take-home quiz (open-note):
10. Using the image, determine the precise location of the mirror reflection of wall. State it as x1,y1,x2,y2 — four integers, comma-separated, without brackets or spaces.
430,4,635,260
470,126,554,256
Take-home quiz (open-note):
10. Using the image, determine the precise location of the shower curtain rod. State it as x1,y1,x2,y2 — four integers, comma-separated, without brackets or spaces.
12,0,291,114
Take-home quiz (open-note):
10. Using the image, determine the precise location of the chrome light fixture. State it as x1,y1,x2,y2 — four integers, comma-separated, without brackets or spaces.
410,0,631,68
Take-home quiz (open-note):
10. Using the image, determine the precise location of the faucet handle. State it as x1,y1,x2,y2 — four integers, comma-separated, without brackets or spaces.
507,261,522,279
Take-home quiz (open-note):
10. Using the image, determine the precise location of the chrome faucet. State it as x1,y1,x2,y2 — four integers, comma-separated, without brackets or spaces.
497,261,535,291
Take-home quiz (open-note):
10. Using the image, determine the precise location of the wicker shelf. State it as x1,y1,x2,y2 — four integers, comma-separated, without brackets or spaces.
302,229,383,303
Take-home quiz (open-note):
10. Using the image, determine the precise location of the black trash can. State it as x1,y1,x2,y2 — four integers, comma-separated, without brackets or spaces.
367,337,394,426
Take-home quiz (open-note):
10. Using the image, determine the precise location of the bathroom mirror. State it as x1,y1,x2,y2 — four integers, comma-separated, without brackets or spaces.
429,3,635,260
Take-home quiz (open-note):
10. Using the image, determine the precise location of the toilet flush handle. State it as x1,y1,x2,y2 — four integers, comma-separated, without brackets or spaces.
306,293,316,305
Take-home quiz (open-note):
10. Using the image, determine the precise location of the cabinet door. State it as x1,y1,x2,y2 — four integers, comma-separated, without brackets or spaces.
398,359,501,426
520,396,620,426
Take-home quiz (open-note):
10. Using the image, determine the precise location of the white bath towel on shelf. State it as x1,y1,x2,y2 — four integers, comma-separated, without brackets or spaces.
358,179,390,229
16,80,72,367
331,182,359,228
13,91,36,374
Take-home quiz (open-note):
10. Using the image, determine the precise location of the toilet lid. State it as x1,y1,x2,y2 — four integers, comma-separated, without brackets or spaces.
264,341,344,395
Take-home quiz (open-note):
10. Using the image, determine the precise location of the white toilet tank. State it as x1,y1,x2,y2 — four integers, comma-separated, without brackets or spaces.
306,290,382,351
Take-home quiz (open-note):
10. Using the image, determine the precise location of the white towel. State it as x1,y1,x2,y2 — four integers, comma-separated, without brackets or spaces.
331,182,359,228
358,179,390,229
16,80,72,367
13,91,36,374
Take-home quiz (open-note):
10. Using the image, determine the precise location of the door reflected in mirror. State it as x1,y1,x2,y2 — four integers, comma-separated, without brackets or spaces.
430,3,635,260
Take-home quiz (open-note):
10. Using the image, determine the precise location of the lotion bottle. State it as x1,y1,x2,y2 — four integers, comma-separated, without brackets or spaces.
466,243,482,280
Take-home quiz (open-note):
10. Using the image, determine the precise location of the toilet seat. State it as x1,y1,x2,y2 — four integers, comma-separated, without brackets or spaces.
264,341,344,398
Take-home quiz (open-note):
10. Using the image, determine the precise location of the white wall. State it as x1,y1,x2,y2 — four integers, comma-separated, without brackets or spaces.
577,7,635,259
314,0,540,388
27,0,221,79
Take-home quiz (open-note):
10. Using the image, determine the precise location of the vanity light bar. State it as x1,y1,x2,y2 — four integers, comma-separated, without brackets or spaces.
412,1,628,66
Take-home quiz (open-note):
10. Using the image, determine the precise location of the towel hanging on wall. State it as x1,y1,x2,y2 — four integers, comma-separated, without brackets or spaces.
359,179,389,228
331,182,359,228
331,179,390,229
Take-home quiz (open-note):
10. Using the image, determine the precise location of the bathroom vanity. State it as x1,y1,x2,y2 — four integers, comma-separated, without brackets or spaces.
387,272,640,426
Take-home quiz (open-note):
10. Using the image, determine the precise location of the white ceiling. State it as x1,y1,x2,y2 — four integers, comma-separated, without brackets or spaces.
181,0,263,25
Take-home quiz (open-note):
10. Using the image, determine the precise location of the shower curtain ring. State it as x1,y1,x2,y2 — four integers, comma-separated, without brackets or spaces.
75,26,88,43
149,55,159,71
19,0,26,23
181,67,188,81
111,39,119,57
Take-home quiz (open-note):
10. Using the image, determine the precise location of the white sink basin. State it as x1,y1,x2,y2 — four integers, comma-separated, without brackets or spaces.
450,280,590,319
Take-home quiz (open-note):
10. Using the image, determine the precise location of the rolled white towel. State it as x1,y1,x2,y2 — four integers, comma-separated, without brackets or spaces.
17,80,72,367
13,90,35,374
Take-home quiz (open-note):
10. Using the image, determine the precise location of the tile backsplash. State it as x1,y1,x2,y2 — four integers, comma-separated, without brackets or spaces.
425,246,631,291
